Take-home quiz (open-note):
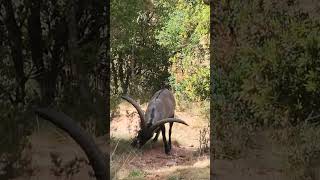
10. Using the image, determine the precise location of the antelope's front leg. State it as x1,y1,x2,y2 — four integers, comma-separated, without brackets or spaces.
153,129,160,142
161,125,170,154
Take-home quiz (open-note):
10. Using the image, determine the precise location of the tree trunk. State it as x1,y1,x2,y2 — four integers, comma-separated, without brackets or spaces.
210,0,217,178
111,60,118,93
124,62,132,94
27,0,54,105
3,1,26,104
28,0,43,71
67,0,79,78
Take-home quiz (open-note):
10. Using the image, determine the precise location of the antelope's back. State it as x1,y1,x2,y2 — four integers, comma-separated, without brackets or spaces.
145,89,176,124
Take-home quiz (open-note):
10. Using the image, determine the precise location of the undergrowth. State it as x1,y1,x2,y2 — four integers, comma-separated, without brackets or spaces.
271,123,320,180
213,119,255,160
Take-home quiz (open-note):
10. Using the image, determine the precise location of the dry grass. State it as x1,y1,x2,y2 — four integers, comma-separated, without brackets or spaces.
268,124,320,180
213,121,320,180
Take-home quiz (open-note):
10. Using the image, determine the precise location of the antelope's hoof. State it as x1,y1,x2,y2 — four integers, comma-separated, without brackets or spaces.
165,148,170,155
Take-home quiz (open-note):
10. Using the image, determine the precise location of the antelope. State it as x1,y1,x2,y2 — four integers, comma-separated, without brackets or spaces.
122,88,188,154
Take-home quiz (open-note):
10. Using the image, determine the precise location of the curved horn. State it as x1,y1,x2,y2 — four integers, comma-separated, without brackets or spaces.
34,107,107,180
121,95,145,128
150,118,188,132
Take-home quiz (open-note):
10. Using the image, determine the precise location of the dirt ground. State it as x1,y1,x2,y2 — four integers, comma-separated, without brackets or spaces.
110,102,210,180
213,132,287,180
11,101,209,180
110,102,289,180
11,100,298,180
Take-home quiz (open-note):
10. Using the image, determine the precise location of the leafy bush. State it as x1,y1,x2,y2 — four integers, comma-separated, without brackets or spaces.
111,0,171,103
214,0,320,127
155,0,210,102
270,123,320,180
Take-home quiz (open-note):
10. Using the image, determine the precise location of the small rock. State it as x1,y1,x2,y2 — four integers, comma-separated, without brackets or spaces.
166,161,177,166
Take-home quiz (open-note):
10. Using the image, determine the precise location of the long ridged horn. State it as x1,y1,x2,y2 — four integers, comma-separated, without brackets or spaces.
121,95,145,128
34,107,107,180
150,118,188,132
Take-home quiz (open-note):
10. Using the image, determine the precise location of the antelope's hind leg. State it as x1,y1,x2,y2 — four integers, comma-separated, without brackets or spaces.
161,125,170,154
168,114,175,151
168,122,173,151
